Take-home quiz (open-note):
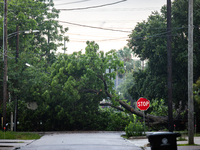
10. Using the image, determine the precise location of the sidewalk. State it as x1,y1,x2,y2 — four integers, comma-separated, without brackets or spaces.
0,140,34,150
127,136,200,150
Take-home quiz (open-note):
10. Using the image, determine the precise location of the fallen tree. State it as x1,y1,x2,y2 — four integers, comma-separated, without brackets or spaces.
98,73,188,128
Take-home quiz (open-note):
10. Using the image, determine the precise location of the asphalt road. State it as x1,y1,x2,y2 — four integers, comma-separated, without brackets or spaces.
19,132,142,150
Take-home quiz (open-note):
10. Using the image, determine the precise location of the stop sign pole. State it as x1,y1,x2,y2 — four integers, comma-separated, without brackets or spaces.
137,98,150,134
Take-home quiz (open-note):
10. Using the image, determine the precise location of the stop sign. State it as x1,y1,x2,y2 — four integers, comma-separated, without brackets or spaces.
137,97,150,111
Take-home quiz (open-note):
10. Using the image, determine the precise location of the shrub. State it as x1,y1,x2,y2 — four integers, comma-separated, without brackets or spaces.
194,77,200,103
125,115,145,137
98,107,131,131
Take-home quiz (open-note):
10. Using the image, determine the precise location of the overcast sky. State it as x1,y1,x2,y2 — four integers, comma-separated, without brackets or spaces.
53,0,168,54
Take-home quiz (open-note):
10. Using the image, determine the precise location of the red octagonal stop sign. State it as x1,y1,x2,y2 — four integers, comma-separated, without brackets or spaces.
137,97,150,111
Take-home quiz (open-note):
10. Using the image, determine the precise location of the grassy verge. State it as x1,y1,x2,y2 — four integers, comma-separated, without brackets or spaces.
121,135,128,139
0,131,42,140
177,136,187,141
178,144,200,146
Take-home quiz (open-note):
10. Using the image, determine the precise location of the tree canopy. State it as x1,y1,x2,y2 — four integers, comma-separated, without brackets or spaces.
9,41,127,131
0,0,68,104
128,0,200,106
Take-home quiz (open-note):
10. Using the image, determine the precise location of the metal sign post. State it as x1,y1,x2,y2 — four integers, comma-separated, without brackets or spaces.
143,111,145,134
137,97,150,134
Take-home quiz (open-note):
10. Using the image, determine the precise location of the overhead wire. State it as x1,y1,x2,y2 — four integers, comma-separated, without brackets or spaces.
0,1,162,12
57,20,132,33
56,18,190,32
54,0,91,6
0,0,132,11
3,27,187,60
66,27,187,42
54,0,127,11
2,31,194,62
61,7,161,12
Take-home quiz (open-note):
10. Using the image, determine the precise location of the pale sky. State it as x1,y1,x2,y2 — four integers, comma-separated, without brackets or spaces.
54,0,167,54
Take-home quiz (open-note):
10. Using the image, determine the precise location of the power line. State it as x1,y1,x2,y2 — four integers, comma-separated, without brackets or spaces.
2,32,188,60
69,36,128,42
67,32,129,38
60,7,161,12
57,20,131,33
55,0,127,11
55,0,91,6
0,2,164,12
57,20,188,33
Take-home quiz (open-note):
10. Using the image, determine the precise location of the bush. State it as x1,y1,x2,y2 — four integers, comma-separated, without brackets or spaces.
125,115,145,137
149,99,168,116
98,107,131,131
194,77,200,103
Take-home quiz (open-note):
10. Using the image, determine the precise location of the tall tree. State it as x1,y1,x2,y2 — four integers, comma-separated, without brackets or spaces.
28,41,125,130
0,0,68,128
128,0,200,106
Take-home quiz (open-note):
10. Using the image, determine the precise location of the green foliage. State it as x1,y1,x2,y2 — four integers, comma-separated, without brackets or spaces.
0,0,130,131
128,0,200,106
117,73,135,102
0,0,69,132
99,108,131,131
194,77,200,104
149,99,168,116
0,40,128,131
125,115,145,137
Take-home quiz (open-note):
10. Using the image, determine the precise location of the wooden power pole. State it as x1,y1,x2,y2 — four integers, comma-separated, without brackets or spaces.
3,0,8,129
14,26,19,131
188,0,194,145
167,0,173,132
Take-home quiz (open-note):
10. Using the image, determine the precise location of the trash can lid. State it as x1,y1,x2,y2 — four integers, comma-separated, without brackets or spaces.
146,132,181,137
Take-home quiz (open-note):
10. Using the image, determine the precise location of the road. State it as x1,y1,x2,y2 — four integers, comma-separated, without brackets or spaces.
19,131,142,150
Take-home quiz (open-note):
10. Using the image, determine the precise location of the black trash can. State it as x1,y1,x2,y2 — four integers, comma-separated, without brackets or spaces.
147,132,181,150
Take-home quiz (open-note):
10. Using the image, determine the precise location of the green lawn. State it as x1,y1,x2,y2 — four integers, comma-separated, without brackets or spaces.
0,131,42,140
177,144,200,146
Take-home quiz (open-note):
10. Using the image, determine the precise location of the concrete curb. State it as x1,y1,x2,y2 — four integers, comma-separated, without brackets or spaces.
0,140,35,150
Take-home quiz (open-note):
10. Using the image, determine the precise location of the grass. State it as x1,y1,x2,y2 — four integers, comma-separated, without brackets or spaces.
0,131,42,140
178,144,200,146
121,135,128,139
177,136,187,141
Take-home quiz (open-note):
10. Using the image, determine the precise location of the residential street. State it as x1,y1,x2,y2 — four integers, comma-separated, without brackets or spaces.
1,131,200,150
18,132,142,150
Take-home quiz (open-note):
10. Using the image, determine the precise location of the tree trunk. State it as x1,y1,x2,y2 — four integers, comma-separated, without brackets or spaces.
97,73,186,127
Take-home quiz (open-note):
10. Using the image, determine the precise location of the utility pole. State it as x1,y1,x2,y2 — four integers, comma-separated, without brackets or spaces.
167,0,173,132
3,0,8,129
188,0,194,145
14,25,19,131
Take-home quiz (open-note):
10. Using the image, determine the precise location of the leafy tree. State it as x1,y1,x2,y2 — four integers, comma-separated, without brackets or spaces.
29,41,125,130
0,0,68,128
128,0,200,107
